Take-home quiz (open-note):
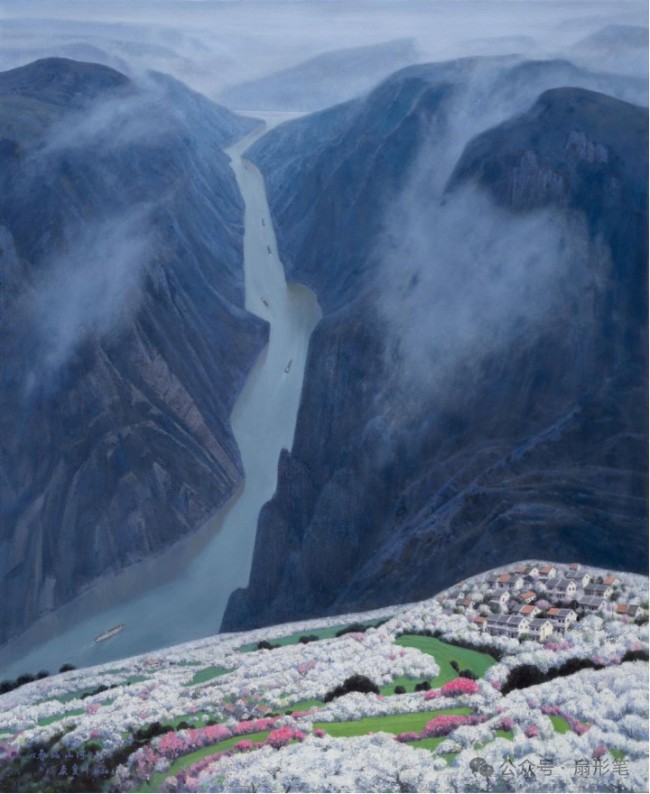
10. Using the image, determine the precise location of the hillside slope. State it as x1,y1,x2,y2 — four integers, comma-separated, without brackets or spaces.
0,561,647,792
223,58,648,632
0,58,266,645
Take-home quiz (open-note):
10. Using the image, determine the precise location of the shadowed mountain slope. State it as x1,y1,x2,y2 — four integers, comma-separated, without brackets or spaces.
223,61,647,632
0,58,266,646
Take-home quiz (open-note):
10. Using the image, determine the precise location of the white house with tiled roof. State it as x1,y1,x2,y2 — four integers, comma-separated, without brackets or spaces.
615,603,639,618
584,582,613,598
518,590,537,604
564,570,591,588
547,607,577,628
548,578,578,599
537,564,557,580
579,596,607,612
528,618,553,641
490,590,510,607
486,614,530,638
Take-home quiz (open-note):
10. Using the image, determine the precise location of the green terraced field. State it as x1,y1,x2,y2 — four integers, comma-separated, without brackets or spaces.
38,708,85,726
314,707,472,738
238,619,389,653
55,674,149,703
395,635,496,687
550,715,571,734
280,697,324,713
137,730,271,793
183,666,231,687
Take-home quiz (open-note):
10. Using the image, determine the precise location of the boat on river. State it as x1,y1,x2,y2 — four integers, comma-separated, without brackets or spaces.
94,624,124,643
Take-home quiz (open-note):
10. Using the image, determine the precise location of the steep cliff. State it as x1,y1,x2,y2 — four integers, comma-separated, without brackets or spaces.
223,60,647,631
0,58,266,644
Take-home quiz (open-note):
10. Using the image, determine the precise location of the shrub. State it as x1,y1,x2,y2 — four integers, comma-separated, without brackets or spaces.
621,648,649,663
59,663,76,673
414,680,431,692
323,674,380,703
394,685,406,695
298,635,320,644
440,677,480,696
496,716,514,732
501,664,545,694
501,657,606,696
35,670,49,680
459,669,478,680
422,713,481,738
450,660,460,672
335,623,370,637
266,727,305,749
256,640,278,651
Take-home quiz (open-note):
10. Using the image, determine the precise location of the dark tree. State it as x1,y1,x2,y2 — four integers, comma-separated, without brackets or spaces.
323,674,380,702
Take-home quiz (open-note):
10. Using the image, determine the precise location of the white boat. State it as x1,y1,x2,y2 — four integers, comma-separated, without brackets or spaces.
94,624,124,643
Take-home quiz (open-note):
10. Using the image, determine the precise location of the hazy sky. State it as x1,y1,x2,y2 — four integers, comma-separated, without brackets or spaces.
0,1,646,100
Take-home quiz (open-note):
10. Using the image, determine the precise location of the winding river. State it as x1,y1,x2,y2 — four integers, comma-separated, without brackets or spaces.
1,122,321,677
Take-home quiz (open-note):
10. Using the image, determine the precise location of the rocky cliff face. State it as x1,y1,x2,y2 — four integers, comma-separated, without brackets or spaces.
223,60,648,631
0,58,266,645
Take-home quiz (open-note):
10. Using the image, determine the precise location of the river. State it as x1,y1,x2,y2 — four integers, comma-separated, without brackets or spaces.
0,122,321,677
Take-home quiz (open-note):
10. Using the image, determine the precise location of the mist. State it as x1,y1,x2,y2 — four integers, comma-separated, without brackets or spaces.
0,2,646,108
29,209,154,379
376,184,601,411
0,0,646,670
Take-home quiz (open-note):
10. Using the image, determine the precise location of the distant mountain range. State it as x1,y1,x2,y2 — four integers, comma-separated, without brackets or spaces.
218,38,419,112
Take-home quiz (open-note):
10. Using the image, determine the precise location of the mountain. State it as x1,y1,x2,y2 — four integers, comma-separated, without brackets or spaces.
223,58,648,632
0,58,266,646
217,38,419,112
572,24,649,77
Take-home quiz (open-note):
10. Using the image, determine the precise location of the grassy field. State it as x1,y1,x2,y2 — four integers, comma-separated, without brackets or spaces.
183,666,231,687
285,635,496,709
162,712,224,730
55,674,149,704
394,635,496,688
38,708,85,726
237,619,388,653
280,697,324,713
549,715,571,734
314,707,472,738
137,730,271,793
405,738,460,765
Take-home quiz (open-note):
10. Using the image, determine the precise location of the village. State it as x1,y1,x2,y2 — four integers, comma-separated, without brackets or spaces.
442,562,645,643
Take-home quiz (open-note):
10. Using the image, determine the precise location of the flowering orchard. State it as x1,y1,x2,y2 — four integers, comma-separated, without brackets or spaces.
0,561,647,792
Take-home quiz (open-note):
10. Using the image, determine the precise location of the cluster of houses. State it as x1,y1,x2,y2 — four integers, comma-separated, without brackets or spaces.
449,563,640,642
